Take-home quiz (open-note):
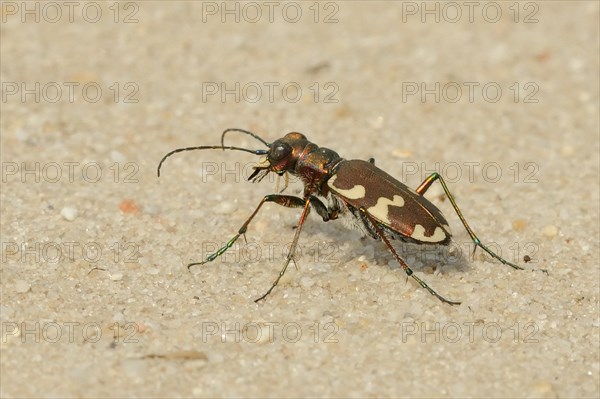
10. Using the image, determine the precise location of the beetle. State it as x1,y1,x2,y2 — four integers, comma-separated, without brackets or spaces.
157,128,524,305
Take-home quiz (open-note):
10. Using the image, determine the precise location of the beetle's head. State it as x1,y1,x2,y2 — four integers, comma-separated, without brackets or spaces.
250,132,309,182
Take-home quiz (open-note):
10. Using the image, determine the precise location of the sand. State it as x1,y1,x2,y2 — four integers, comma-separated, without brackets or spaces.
1,1,599,397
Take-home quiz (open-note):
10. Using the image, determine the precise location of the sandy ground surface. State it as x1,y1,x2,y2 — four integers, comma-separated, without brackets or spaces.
1,1,599,398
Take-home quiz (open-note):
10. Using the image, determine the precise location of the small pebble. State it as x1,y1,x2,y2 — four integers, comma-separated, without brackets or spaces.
557,268,572,276
214,201,236,214
15,280,30,293
512,219,527,232
110,150,126,163
392,148,413,158
560,146,574,156
542,225,558,238
532,380,556,398
113,312,125,323
143,204,160,215
61,207,78,221
146,267,160,275
119,199,139,214
109,272,123,281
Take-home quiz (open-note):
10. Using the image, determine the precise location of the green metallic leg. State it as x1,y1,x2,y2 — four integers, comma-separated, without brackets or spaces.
188,194,306,270
360,207,461,305
416,172,523,270
254,197,312,303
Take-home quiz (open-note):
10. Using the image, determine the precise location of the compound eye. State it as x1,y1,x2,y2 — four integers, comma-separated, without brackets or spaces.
269,143,292,161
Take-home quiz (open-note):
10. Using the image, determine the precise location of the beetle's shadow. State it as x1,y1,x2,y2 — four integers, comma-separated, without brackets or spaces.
369,238,471,275
300,218,472,275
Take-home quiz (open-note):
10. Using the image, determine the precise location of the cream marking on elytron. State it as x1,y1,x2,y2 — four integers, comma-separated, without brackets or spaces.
410,224,447,243
366,195,405,224
327,174,366,199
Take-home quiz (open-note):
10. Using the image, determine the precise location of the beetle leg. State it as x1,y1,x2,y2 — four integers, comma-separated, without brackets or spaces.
309,195,339,221
188,194,306,270
416,172,523,270
255,197,312,303
275,172,290,193
359,207,461,305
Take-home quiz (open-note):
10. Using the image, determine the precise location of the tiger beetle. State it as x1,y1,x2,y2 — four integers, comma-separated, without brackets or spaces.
157,128,525,305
